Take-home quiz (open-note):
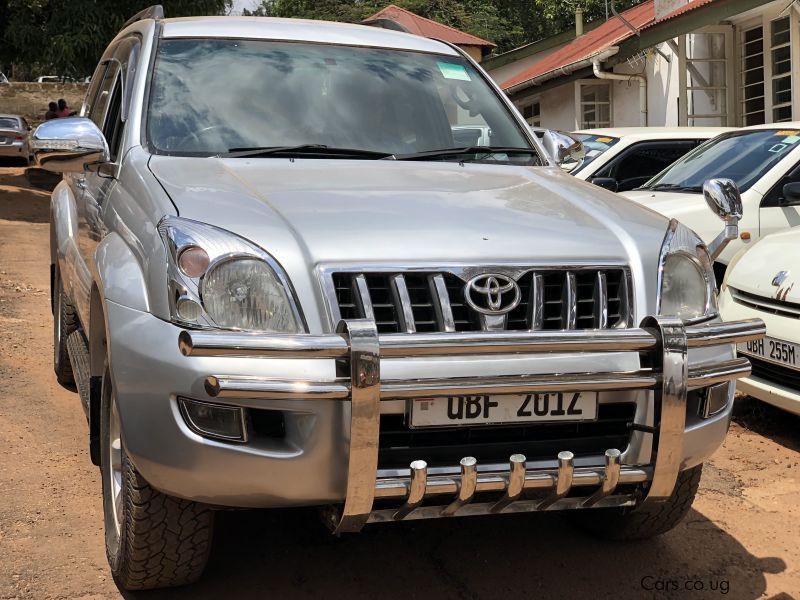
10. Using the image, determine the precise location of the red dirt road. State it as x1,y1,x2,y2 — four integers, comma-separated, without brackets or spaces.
0,166,798,599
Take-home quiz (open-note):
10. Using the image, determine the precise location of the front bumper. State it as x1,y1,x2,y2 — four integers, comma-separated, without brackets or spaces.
720,288,800,415
155,309,761,530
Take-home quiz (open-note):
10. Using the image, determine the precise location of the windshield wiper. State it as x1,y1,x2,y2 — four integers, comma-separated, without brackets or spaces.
647,183,703,193
393,146,539,161
224,144,395,159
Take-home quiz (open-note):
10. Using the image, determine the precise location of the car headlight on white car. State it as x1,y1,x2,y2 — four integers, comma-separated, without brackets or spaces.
158,217,303,333
657,219,717,321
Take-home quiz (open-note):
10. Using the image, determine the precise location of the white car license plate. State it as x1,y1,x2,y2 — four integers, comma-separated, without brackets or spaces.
410,392,598,428
738,336,799,370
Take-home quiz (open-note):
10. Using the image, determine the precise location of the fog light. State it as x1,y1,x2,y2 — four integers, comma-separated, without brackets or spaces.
176,296,202,321
179,398,247,442
698,383,730,419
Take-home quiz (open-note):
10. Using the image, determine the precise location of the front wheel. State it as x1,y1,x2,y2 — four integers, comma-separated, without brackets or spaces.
53,265,77,386
100,363,215,590
568,464,702,540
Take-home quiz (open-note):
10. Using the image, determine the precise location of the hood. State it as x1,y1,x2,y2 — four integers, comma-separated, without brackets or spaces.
150,157,669,271
621,189,706,223
725,228,800,303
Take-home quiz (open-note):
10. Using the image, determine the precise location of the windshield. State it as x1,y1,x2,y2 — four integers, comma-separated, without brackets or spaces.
645,129,800,192
147,39,539,163
0,117,20,129
566,134,620,172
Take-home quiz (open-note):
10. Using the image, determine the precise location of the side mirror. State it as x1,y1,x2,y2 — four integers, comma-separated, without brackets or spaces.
590,177,618,192
32,117,109,174
782,182,800,205
703,178,743,261
540,129,585,170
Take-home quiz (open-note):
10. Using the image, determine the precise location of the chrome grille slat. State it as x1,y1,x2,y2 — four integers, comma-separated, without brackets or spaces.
353,274,375,322
328,268,631,333
429,274,456,333
562,271,577,330
390,275,416,333
530,273,544,331
595,272,608,329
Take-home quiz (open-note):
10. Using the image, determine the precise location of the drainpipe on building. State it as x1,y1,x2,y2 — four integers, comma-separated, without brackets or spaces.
592,58,648,126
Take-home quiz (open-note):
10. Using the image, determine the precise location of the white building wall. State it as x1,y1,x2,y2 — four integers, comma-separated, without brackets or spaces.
539,81,577,131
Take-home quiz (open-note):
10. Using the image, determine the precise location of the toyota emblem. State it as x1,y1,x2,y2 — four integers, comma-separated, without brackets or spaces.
464,274,521,315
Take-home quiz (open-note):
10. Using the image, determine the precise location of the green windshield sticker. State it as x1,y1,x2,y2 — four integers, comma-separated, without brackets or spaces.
438,62,471,81
784,135,800,144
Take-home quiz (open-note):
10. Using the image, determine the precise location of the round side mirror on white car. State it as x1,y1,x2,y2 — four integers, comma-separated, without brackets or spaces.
703,178,743,261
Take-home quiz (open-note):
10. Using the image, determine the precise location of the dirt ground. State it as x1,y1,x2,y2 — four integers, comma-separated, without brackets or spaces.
0,164,798,599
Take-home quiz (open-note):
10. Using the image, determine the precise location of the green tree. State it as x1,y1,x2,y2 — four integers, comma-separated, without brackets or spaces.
1,0,231,78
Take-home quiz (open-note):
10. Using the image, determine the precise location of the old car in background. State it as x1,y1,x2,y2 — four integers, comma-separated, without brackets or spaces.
720,228,800,415
567,127,731,192
0,72,8,84
32,5,764,590
0,114,31,165
622,124,800,280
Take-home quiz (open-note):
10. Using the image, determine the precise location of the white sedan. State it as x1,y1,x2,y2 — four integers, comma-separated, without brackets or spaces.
719,228,800,415
622,124,800,275
568,127,730,192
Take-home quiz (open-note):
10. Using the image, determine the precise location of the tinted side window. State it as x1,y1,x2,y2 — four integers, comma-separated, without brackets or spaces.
761,161,800,207
89,61,121,129
595,141,697,191
82,61,110,118
103,78,124,162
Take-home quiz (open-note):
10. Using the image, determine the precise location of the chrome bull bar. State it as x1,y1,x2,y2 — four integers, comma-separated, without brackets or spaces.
179,317,765,532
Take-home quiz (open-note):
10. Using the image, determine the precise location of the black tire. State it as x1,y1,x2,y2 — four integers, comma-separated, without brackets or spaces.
569,464,702,540
53,265,78,386
100,364,214,590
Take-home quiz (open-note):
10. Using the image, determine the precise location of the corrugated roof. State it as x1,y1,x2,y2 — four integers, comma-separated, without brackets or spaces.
501,1,654,90
363,4,496,48
642,0,714,29
501,0,717,91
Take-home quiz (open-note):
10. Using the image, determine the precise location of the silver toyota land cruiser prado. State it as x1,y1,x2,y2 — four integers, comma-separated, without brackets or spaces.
33,6,765,590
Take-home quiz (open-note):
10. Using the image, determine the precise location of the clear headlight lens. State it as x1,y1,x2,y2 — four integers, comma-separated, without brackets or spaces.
660,254,708,319
202,258,298,332
658,221,716,320
158,217,302,333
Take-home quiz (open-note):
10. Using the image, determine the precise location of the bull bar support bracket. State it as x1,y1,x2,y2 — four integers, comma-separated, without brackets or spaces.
179,317,765,531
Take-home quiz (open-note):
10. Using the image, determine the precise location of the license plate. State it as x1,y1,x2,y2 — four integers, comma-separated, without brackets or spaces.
0,136,9,144
738,336,799,370
410,392,598,428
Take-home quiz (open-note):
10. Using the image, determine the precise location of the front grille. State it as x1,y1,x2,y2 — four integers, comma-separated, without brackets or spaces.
749,357,800,389
330,268,631,333
731,287,800,319
378,403,636,469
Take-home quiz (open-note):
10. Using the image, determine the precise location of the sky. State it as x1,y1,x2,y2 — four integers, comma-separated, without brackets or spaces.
229,0,262,14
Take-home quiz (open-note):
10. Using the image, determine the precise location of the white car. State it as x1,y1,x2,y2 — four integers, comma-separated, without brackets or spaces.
622,124,800,276
568,127,731,192
719,228,800,415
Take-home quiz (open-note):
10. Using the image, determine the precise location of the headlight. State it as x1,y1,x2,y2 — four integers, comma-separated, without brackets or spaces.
158,217,303,333
657,220,717,321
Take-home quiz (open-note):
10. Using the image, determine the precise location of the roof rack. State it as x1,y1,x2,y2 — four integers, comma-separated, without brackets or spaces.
123,4,164,28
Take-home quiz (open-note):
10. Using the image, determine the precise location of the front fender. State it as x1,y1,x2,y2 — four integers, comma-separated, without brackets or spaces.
50,180,83,304
93,232,150,313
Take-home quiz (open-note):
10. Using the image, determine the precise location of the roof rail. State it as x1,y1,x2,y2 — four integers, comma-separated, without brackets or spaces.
123,4,164,28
